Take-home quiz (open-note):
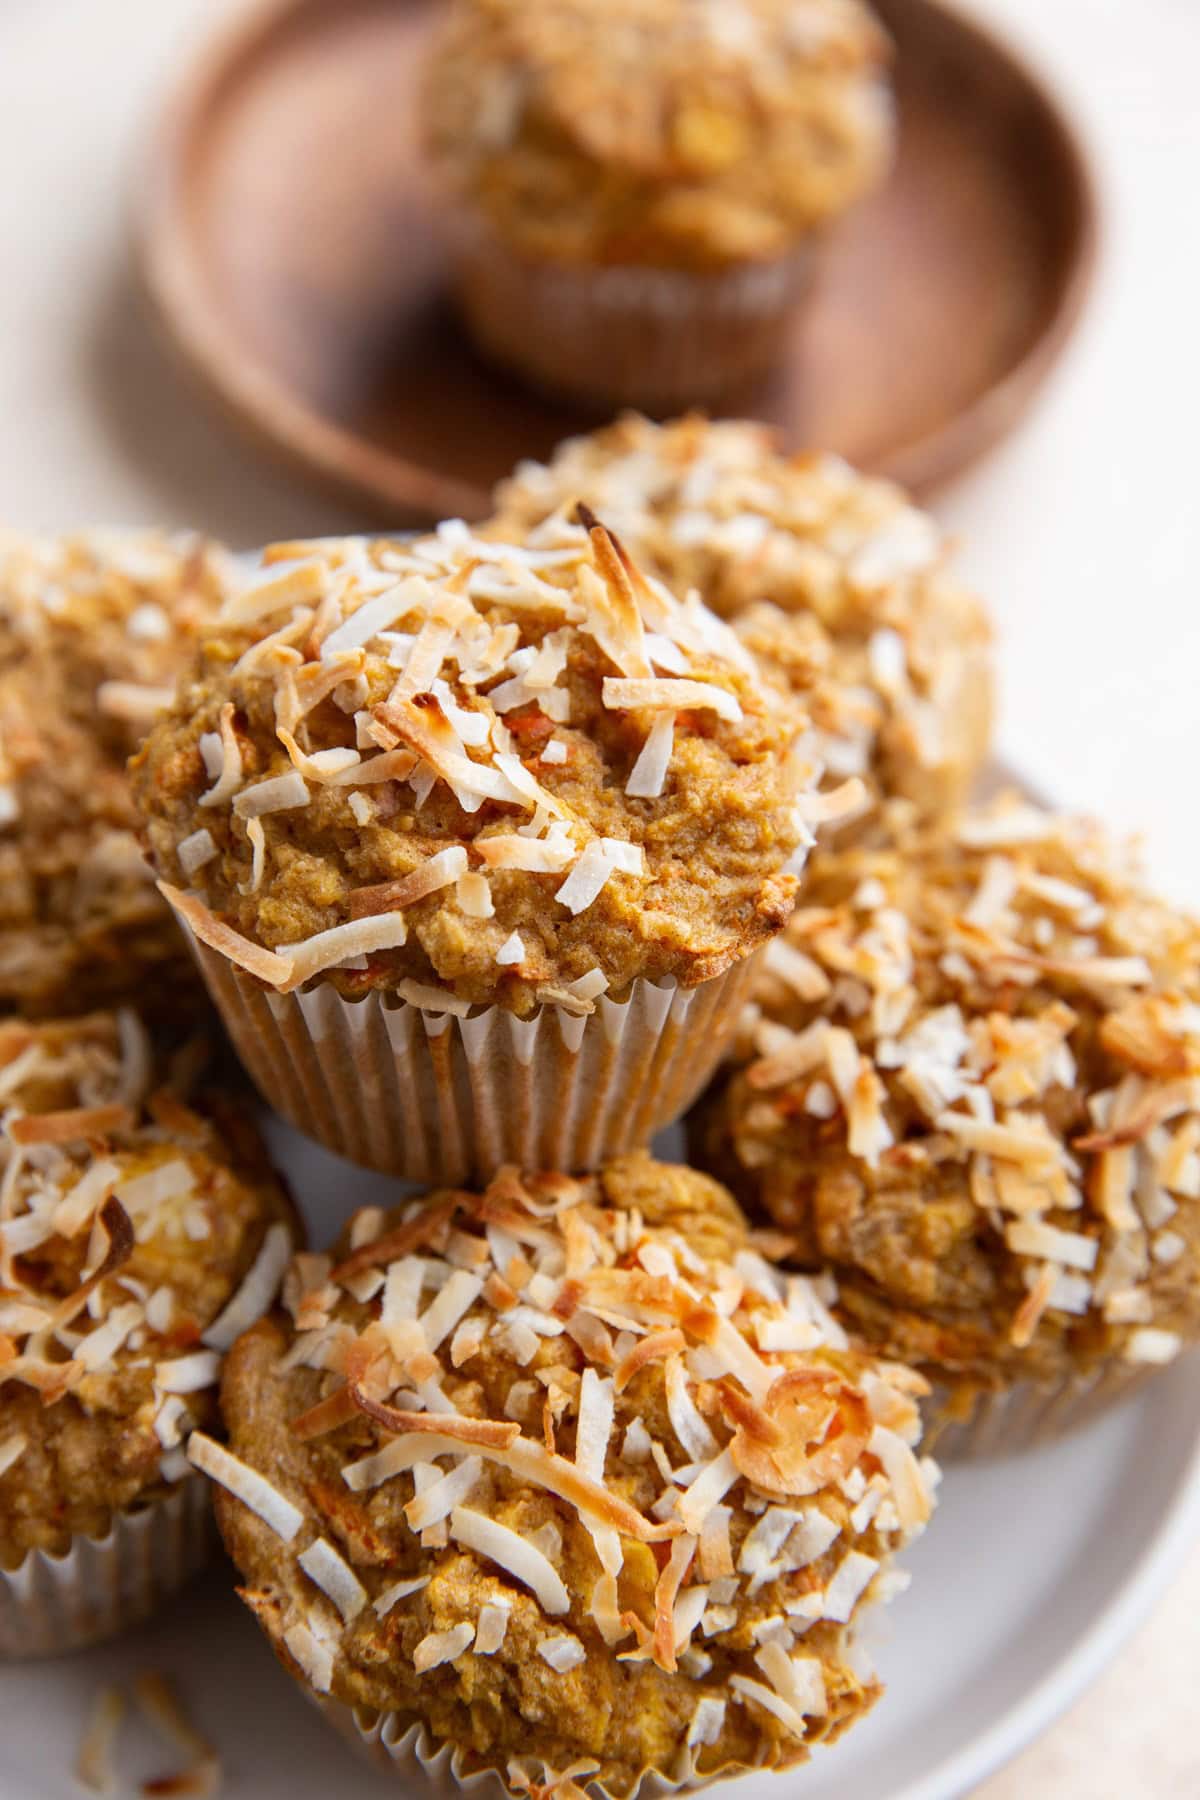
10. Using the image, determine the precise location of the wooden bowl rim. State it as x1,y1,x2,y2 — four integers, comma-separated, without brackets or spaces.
134,0,1101,522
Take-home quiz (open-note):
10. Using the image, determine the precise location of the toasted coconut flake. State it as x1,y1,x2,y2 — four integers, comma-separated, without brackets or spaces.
613,1327,685,1394
729,1674,809,1739
74,1684,125,1794
651,1534,696,1673
154,1351,220,1395
202,1223,292,1352
602,677,742,724
0,1431,28,1477
406,1456,482,1530
677,1448,739,1534
96,680,177,723
451,1506,570,1615
331,1200,456,1282
475,1600,511,1653
665,1355,719,1462
276,913,409,991
289,1384,360,1442
1009,1264,1057,1348
1125,1327,1182,1364
574,1367,614,1484
687,1697,726,1749
476,833,577,873
455,872,494,917
396,980,475,1015
419,1269,484,1351
159,884,294,986
187,1433,303,1541
1004,1220,1098,1271
177,829,218,879
555,839,645,916
298,1537,368,1622
198,703,243,808
374,1574,430,1616
821,1550,879,1622
8,1103,134,1146
537,1634,587,1673
283,1620,333,1693
51,1196,135,1330
793,778,868,825
349,1388,520,1450
348,848,469,917
233,771,310,819
625,711,676,800
496,931,526,967
414,1621,475,1673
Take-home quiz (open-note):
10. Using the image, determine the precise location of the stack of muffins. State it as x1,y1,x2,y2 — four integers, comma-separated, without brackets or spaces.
0,414,1183,1795
0,534,300,1656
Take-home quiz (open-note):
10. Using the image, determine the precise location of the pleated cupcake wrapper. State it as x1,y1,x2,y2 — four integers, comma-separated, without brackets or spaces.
180,923,759,1183
923,1361,1161,1462
313,1692,761,1800
444,210,815,411
0,1475,213,1659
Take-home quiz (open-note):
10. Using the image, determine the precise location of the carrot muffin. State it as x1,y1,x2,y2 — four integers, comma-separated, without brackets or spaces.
131,524,816,1182
490,416,993,820
200,1153,935,1795
0,529,236,1016
692,796,1200,1457
421,0,893,408
0,1008,297,1655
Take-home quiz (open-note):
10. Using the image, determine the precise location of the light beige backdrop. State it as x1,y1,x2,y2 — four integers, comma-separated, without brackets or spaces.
0,2,1197,1795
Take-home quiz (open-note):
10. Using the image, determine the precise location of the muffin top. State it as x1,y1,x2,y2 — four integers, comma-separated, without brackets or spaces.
203,1153,934,1793
490,416,993,818
132,525,813,1017
422,0,893,268
692,797,1200,1394
0,528,237,761
0,529,235,1016
0,1010,296,1563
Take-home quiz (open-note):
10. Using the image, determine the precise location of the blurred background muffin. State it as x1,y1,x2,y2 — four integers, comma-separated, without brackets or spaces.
421,0,893,409
0,530,236,1017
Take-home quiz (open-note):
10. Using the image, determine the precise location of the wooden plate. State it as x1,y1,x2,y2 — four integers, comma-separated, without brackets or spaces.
138,0,1098,525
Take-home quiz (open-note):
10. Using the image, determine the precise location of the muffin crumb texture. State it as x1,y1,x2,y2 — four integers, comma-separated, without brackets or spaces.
133,525,812,1016
207,1154,935,1796
694,797,1200,1398
0,1010,294,1565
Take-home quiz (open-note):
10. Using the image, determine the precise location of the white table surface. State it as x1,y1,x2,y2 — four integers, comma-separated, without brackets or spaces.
0,1,1197,1793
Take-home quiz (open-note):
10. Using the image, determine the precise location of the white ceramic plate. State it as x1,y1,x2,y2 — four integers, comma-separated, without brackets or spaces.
5,1117,1200,1800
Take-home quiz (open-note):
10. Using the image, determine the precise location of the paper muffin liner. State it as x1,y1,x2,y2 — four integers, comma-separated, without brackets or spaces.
312,1692,761,1800
0,1474,213,1659
923,1361,1162,1462
180,925,759,1184
443,210,815,412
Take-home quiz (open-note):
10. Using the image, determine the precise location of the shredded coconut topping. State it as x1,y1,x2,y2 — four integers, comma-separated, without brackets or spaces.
218,1156,934,1774
706,795,1200,1385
